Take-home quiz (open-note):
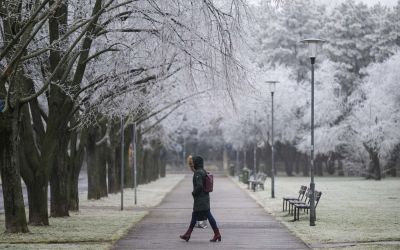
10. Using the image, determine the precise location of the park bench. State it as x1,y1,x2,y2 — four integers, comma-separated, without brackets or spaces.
282,185,307,212
248,172,267,192
287,188,310,215
293,191,322,221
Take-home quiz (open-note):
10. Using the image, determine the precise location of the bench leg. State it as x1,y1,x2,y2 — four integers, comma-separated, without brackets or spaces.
290,203,295,215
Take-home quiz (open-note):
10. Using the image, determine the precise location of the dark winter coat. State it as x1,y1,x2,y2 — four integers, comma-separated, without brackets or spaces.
192,168,210,212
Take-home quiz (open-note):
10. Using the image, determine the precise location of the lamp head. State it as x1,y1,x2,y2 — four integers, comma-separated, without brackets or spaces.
265,80,279,93
300,38,326,59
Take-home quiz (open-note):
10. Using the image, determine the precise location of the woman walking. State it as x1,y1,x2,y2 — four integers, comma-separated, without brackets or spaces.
179,155,222,242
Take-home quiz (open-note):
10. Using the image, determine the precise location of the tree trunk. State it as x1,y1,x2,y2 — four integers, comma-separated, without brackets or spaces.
302,154,309,176
338,159,344,176
68,129,86,211
98,142,108,197
115,143,122,188
326,153,336,175
160,147,166,178
87,128,101,199
155,143,162,179
27,180,49,225
315,155,324,176
284,160,293,176
151,142,161,181
0,109,29,232
68,171,80,211
364,144,381,180
124,130,133,188
137,129,145,184
50,134,70,217
370,150,381,180
87,124,108,199
143,149,149,184
282,145,293,176
294,151,300,174
19,97,49,226
385,144,399,177
107,143,118,193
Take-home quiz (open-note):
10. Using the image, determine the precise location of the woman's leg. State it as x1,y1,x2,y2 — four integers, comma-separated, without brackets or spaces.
205,210,218,230
180,212,197,241
206,210,221,242
189,211,197,228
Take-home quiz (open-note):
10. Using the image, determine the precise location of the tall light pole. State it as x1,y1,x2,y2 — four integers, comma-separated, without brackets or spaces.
182,115,187,168
300,38,325,226
253,110,257,176
120,116,124,211
236,148,239,178
132,122,137,205
266,81,278,199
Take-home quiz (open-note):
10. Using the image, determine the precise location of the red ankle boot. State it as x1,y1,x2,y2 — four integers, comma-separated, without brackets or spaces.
210,229,221,242
179,227,194,242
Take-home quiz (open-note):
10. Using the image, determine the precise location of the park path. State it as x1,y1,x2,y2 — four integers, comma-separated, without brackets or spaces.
113,174,309,250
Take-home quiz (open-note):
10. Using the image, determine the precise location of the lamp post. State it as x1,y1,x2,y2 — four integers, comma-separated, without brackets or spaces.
253,110,257,177
132,122,137,205
120,116,124,211
300,38,325,226
266,81,278,198
182,115,187,168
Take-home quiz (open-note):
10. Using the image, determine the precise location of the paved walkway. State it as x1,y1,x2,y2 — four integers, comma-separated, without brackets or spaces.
113,174,309,250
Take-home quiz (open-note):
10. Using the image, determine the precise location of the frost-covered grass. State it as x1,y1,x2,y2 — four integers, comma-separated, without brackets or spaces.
233,176,400,249
0,174,184,250
0,243,110,250
79,174,185,209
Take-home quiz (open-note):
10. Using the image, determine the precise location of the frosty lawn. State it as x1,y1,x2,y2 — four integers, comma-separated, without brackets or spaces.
0,174,184,250
233,176,400,249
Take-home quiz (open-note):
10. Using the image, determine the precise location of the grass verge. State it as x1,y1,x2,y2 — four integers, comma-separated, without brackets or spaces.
0,174,185,250
232,175,400,249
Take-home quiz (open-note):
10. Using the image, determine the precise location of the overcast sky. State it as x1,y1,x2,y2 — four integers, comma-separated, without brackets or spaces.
248,0,397,7
323,0,397,7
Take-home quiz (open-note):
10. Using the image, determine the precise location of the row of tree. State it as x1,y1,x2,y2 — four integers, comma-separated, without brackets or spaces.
0,0,247,233
229,0,400,179
160,0,400,180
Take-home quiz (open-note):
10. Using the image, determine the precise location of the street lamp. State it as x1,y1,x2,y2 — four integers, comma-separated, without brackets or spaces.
253,110,257,178
300,38,326,226
182,115,187,168
266,80,278,199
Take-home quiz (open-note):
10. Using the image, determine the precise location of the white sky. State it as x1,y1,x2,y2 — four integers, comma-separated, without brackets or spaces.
248,0,397,7
323,0,397,7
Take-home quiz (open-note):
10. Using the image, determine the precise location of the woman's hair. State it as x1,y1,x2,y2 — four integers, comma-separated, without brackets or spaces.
187,155,195,172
